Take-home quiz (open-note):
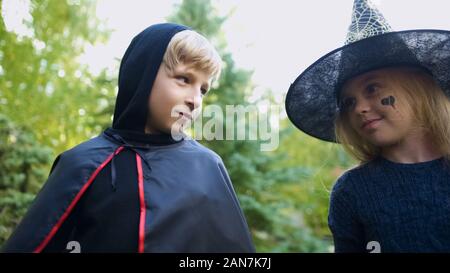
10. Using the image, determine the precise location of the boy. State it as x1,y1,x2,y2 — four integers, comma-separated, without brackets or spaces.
2,23,255,253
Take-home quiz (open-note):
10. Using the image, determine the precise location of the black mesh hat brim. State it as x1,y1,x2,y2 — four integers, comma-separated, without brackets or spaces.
285,29,450,143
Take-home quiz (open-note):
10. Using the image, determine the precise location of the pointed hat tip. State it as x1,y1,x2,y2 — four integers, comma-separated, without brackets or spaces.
345,0,392,44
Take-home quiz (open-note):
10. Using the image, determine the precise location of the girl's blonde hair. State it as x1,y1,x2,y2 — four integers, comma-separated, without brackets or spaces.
335,66,450,163
162,30,222,81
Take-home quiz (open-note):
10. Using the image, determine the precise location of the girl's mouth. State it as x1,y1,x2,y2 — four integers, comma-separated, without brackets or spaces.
361,118,383,130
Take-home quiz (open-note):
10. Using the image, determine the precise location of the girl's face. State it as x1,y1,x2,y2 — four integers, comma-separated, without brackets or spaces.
340,68,419,148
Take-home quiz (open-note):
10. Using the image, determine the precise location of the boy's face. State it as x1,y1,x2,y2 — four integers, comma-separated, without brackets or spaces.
145,62,211,135
340,68,419,147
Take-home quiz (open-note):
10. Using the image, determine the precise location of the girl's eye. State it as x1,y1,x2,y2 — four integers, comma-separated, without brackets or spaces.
366,83,380,95
340,97,356,112
201,88,208,96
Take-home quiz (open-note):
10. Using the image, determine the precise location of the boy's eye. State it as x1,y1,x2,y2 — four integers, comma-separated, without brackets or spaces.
340,97,356,112
176,75,189,83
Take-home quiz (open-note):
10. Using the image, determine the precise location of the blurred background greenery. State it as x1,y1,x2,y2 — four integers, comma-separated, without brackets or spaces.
0,0,357,252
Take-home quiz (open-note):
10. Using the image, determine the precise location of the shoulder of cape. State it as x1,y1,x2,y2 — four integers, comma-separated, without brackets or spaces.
53,134,119,175
183,139,223,164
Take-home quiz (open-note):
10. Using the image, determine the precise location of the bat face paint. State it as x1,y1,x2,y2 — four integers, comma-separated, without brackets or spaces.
381,95,395,106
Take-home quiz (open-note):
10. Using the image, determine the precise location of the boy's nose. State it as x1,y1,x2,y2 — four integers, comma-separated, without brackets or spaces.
185,94,202,111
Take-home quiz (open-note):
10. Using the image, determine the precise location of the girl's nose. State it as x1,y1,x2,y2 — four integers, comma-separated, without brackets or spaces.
354,99,371,114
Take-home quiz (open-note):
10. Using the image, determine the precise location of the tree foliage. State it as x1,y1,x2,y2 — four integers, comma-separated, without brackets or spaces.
0,0,115,244
0,114,53,243
0,0,115,154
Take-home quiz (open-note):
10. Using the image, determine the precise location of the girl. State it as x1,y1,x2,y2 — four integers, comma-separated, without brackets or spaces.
285,0,450,252
332,65,450,252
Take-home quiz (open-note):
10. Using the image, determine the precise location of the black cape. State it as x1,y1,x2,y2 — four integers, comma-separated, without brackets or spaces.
2,23,255,253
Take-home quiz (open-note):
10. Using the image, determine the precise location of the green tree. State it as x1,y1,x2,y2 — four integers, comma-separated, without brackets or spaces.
0,0,116,244
0,114,53,244
275,119,357,239
0,0,115,155
169,0,331,252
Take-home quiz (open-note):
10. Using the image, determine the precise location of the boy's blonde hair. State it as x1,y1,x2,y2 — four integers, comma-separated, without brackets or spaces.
162,30,222,81
335,66,450,163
